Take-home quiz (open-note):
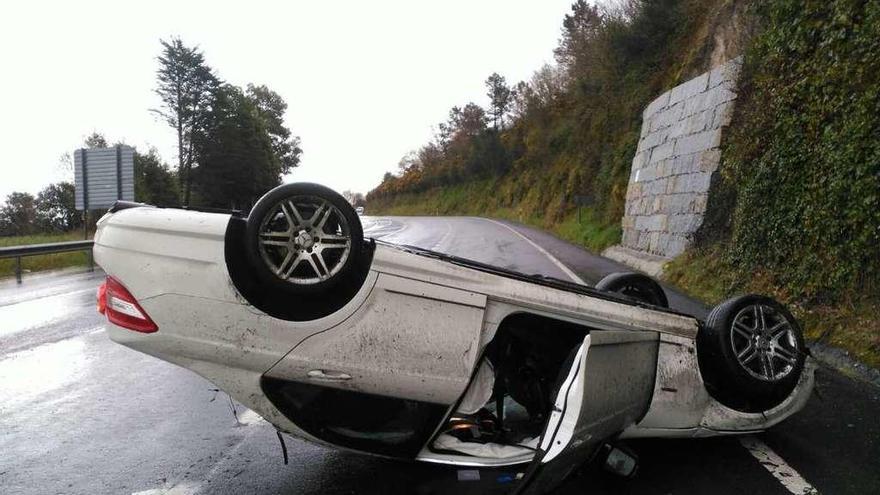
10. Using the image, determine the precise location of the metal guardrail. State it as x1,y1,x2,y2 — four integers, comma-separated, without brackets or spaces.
0,240,95,284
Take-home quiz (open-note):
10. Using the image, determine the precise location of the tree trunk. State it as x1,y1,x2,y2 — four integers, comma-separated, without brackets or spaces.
177,121,189,206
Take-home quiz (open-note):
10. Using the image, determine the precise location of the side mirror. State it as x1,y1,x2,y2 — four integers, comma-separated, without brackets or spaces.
600,443,639,478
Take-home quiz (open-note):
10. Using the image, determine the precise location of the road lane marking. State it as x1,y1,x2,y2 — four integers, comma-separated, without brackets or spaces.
132,408,267,495
482,218,587,285
430,219,454,252
739,435,819,494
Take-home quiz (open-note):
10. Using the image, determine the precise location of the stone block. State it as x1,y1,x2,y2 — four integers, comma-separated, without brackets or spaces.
650,140,675,164
650,101,684,132
682,91,710,117
636,231,650,251
663,193,691,214
687,172,713,193
713,101,735,128
705,85,737,110
669,73,709,105
698,149,722,172
668,119,689,139
669,154,696,175
688,109,716,134
635,214,666,232
708,56,742,89
637,166,656,182
637,128,668,154
671,176,688,194
643,91,670,119
668,213,703,234
692,193,708,213
632,150,650,170
657,232,672,254
621,216,636,229
622,227,639,248
666,235,689,257
628,182,642,198
675,129,722,156
651,178,669,195
648,231,662,253
652,195,663,213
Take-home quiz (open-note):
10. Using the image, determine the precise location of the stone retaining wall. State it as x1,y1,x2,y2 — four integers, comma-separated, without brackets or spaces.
621,57,741,258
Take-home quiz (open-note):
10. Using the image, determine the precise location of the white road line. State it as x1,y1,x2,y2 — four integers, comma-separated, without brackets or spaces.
430,219,454,252
739,435,819,494
482,218,587,285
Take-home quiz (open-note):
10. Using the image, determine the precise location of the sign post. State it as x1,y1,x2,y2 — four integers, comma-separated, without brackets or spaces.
573,194,593,224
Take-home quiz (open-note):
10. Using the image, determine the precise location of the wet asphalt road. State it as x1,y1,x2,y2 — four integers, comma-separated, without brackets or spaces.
1,215,878,494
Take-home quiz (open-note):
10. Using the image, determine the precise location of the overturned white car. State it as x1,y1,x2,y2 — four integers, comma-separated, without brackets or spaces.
93,183,813,493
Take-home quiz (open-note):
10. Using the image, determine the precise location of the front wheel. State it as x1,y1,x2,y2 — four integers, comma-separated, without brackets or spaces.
698,294,807,412
245,183,363,295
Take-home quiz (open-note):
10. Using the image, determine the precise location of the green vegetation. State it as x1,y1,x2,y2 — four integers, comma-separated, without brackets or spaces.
0,232,92,279
704,0,880,302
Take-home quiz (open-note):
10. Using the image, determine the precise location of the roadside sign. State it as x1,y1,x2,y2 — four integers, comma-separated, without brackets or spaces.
573,194,593,206
74,145,135,210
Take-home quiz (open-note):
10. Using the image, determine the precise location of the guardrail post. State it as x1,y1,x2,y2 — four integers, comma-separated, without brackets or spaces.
15,256,22,284
87,249,94,272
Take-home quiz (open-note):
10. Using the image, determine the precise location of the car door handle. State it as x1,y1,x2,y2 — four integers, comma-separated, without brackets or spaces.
307,369,352,381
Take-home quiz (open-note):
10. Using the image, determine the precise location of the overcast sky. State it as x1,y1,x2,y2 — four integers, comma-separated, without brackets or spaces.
0,0,574,201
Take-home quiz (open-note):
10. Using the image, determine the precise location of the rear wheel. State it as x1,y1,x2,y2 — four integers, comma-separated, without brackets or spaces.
594,272,669,308
245,183,363,295
698,294,807,412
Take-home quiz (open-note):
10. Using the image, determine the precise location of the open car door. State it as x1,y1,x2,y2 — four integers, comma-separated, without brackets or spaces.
513,329,659,494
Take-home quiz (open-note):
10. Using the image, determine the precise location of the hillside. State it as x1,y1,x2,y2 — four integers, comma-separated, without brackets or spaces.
368,0,880,367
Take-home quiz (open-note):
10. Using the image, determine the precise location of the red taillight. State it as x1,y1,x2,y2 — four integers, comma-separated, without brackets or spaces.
102,276,158,333
97,281,107,314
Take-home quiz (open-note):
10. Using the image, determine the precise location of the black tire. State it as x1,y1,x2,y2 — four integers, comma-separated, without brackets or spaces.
594,272,669,308
245,183,363,295
698,294,807,413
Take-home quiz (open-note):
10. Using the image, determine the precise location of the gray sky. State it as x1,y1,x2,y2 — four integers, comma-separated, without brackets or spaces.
0,0,574,201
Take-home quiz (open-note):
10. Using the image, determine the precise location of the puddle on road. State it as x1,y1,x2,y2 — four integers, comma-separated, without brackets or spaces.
0,336,91,409
0,288,94,340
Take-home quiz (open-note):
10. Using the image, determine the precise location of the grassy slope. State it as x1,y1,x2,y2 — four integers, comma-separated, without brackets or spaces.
0,232,93,279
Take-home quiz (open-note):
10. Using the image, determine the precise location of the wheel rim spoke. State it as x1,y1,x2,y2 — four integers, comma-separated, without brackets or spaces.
769,321,790,341
260,239,289,247
761,352,773,378
757,305,767,332
286,201,306,227
306,255,326,280
774,345,797,364
315,253,330,277
739,346,759,365
733,321,755,339
276,251,295,276
313,202,333,230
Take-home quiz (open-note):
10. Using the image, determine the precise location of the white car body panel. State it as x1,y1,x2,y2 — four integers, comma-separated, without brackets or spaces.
93,205,814,473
